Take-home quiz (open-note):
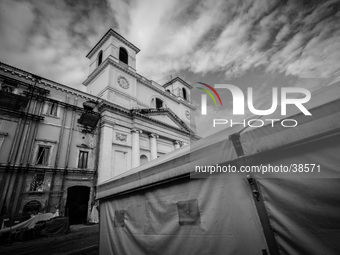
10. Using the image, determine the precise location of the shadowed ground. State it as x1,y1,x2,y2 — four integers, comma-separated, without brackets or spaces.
0,224,99,255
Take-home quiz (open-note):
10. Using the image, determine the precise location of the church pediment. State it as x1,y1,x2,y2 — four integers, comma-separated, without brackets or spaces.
148,114,181,128
134,108,192,133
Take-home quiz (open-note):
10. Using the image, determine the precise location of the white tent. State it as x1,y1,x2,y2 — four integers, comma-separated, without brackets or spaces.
97,83,340,255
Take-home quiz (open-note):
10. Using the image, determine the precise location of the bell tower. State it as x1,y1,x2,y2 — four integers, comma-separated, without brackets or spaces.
83,29,140,108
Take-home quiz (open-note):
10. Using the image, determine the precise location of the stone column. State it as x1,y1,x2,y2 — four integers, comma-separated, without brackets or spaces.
174,140,182,150
98,123,113,184
131,129,142,168
149,133,159,160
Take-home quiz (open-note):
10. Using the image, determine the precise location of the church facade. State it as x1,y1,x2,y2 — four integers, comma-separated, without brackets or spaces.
84,29,197,184
0,29,197,227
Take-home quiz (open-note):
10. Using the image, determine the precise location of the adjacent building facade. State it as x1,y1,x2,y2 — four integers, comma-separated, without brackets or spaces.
0,65,100,226
0,29,197,227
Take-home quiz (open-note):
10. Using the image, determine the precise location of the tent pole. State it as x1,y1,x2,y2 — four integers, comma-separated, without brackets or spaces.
246,175,280,255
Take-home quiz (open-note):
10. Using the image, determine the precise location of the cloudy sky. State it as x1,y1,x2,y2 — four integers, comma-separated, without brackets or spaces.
0,0,339,137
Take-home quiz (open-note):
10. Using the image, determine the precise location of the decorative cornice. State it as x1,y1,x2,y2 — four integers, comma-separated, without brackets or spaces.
131,128,142,134
136,108,193,133
149,133,159,139
83,57,138,85
136,75,195,110
100,122,115,128
106,86,139,104
99,101,192,135
173,140,183,146
134,113,192,135
132,108,194,134
99,101,131,115
86,29,140,59
163,76,193,89
35,138,58,144
0,61,100,102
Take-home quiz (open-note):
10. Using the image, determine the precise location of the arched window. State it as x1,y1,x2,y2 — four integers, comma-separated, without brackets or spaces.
119,47,128,65
155,98,163,109
97,50,103,66
140,155,148,165
22,200,42,217
182,88,187,100
1,85,15,93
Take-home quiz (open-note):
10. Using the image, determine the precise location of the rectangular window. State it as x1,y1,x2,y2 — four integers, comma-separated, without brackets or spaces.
46,102,58,116
36,146,50,165
30,173,45,192
78,151,89,169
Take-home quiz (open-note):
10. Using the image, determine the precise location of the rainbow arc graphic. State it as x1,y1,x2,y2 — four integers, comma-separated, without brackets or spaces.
197,82,222,114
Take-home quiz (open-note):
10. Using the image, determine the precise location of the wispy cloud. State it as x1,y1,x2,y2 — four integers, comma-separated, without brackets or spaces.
0,0,114,89
0,0,339,89
122,0,340,80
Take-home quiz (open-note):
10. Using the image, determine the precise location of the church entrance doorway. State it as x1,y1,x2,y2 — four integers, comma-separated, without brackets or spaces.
65,186,90,225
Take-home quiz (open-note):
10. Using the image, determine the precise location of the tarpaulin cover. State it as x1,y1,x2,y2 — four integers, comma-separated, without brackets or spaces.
0,213,54,232
0,213,55,240
100,176,268,255
98,83,340,254
255,136,340,255
41,217,70,237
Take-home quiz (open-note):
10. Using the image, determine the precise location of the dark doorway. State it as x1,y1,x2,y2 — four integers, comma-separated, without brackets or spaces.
65,186,90,225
